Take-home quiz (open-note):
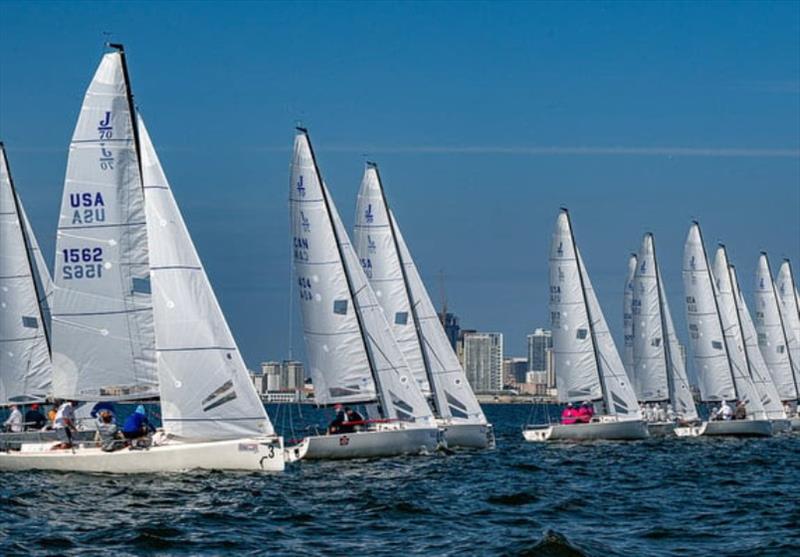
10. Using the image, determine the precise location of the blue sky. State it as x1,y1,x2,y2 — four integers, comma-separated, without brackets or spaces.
1,1,798,370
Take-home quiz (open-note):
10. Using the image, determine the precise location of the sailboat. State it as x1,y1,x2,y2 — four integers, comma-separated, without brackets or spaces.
0,46,284,472
754,254,800,430
682,223,771,437
631,233,703,437
622,253,637,381
726,263,790,434
523,209,648,441
285,129,440,461
776,261,800,370
352,163,492,449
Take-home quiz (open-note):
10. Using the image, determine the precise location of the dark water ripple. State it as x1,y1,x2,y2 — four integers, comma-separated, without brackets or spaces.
1,404,799,556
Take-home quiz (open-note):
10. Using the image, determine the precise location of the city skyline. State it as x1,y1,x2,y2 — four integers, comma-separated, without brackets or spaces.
1,1,798,370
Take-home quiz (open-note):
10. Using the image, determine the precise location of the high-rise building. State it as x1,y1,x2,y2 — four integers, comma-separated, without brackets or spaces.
462,331,503,392
527,329,553,372
503,357,528,386
259,360,305,398
439,312,461,351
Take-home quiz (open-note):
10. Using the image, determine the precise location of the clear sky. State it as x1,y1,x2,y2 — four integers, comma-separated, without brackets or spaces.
1,1,798,372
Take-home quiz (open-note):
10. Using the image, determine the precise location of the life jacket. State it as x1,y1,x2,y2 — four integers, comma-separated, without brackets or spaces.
561,408,577,425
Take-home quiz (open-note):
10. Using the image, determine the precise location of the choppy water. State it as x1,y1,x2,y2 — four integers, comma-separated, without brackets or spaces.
1,404,798,556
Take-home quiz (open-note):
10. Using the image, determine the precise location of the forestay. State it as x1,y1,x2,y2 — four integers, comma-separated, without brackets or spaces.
623,254,636,382
290,131,434,424
353,164,485,424
51,51,158,401
753,254,798,401
353,166,430,395
0,145,52,404
710,247,766,419
729,266,785,420
139,116,273,440
682,224,736,402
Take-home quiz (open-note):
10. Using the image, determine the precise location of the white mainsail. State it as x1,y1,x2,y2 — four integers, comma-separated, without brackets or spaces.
632,233,698,420
775,260,800,381
623,253,637,382
729,265,785,420
754,254,799,401
682,223,736,402
549,210,640,418
139,116,273,440
710,246,766,418
353,164,486,424
0,144,52,404
51,49,158,401
352,165,430,395
290,130,433,424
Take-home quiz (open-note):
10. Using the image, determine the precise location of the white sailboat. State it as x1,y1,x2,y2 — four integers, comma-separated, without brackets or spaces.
1,143,53,407
285,129,440,461
523,209,647,442
352,163,492,449
681,223,771,437
0,46,284,472
727,264,790,433
631,234,702,437
776,261,800,370
623,253,637,382
754,254,800,430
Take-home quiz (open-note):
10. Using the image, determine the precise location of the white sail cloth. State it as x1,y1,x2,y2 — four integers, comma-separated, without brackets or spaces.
632,234,698,420
139,116,273,440
775,261,800,385
353,165,486,424
0,145,52,404
549,211,640,418
623,254,636,382
290,131,433,424
754,254,798,401
710,247,765,418
729,266,785,419
51,52,158,401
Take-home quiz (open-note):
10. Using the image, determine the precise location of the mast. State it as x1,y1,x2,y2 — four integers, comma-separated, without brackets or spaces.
650,233,675,404
298,129,384,411
1,142,51,357
765,252,800,397
563,208,609,410
108,43,144,185
724,255,756,385
369,162,439,415
697,226,738,399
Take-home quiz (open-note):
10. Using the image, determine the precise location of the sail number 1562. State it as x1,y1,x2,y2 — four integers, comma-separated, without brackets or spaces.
62,248,104,280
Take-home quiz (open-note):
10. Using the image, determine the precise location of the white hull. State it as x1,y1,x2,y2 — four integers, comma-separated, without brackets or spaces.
702,419,773,438
285,425,439,461
522,419,649,442
646,422,677,436
0,436,285,473
674,423,708,437
438,421,495,449
0,430,96,450
791,417,800,431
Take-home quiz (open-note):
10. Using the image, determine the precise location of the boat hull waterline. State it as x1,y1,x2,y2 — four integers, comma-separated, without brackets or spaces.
702,419,773,438
285,426,440,461
0,436,285,473
439,422,495,449
522,419,649,442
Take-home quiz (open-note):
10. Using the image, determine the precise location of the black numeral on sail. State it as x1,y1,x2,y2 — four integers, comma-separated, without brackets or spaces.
62,248,104,280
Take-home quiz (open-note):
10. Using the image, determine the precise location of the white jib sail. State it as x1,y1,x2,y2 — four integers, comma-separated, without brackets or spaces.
550,210,640,419
754,254,798,401
632,237,669,402
19,202,53,341
291,131,433,424
352,165,430,395
139,116,273,440
729,266,785,419
51,51,158,401
682,224,736,402
0,145,52,404
711,247,766,419
660,274,699,422
775,261,800,386
353,164,485,424
623,253,637,384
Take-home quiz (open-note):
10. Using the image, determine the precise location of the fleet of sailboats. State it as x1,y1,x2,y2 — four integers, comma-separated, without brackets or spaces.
0,45,798,472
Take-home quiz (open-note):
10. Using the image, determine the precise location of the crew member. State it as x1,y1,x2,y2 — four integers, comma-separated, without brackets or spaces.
561,403,577,425
3,405,23,433
24,403,47,430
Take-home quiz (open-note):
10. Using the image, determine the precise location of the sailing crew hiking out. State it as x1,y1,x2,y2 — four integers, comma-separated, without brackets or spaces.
560,402,594,425
327,405,365,434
